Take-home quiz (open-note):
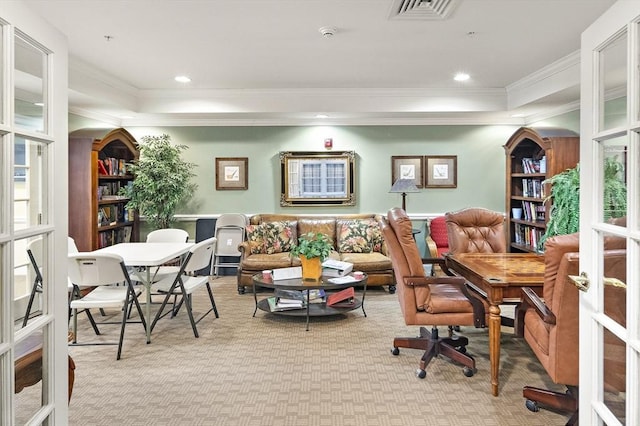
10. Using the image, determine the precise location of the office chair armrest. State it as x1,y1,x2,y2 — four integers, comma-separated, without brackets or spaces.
514,287,555,337
403,275,465,287
403,275,486,328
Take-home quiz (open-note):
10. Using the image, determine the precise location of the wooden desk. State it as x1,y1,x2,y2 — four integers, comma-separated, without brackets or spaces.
444,252,544,397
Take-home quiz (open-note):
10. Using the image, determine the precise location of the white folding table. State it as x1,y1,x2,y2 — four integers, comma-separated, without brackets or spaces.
95,242,193,343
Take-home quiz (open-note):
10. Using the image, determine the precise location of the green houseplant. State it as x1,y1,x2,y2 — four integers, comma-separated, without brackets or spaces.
291,232,333,281
542,156,627,246
120,134,197,229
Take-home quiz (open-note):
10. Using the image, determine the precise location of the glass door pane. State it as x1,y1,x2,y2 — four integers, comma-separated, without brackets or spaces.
13,136,48,230
14,34,46,133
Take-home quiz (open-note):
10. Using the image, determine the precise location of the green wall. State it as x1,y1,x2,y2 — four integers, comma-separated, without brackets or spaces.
70,111,581,254
125,125,520,217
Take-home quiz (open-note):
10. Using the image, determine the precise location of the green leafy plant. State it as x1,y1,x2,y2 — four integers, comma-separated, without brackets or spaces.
542,156,627,246
120,134,197,229
290,232,333,260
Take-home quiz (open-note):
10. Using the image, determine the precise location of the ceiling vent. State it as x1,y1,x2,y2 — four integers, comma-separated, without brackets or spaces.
389,0,459,20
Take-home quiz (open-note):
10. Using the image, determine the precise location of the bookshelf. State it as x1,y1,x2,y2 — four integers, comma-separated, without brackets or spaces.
69,128,140,251
504,127,579,253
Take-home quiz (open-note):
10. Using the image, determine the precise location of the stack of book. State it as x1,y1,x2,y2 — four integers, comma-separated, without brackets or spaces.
321,259,353,277
267,288,306,311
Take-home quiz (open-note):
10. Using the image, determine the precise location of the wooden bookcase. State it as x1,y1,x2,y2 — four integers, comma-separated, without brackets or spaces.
504,127,579,253
69,128,139,251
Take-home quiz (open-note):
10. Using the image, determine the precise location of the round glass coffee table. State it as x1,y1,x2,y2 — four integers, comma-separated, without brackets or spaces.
251,273,368,331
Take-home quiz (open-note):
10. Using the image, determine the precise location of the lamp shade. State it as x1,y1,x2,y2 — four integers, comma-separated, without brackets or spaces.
389,179,420,193
389,179,420,212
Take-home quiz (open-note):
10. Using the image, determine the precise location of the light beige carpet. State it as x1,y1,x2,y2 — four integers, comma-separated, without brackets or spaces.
17,277,569,425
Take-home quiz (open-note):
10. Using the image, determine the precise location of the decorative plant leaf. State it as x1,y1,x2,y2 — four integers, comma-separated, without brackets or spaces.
541,156,627,248
119,134,197,229
290,232,333,260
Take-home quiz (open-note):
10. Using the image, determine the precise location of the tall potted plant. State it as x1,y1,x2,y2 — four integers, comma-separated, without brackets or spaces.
120,134,197,229
542,156,627,247
290,232,333,281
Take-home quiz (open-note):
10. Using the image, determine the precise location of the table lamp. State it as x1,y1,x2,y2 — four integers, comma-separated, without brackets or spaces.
389,178,420,211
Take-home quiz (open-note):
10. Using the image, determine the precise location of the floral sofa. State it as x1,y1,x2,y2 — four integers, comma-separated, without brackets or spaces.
236,214,395,294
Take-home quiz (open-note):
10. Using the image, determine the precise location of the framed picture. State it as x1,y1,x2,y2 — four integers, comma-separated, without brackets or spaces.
391,156,423,188
425,155,457,188
215,157,248,190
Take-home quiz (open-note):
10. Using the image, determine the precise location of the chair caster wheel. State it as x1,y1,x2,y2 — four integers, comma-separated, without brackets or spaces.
463,367,474,377
391,347,400,356
417,369,426,379
525,399,540,412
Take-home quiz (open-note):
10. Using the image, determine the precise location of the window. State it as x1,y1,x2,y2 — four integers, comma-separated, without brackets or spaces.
280,151,355,206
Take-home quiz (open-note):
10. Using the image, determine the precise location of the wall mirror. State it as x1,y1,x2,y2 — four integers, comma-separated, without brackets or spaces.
280,151,355,206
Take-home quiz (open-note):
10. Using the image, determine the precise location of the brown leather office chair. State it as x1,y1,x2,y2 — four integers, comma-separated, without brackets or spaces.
379,207,487,379
515,233,627,425
445,207,506,255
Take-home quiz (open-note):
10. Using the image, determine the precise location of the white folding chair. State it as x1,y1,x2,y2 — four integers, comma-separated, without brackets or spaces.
143,228,189,282
23,237,99,329
211,214,247,277
68,252,146,360
150,237,219,338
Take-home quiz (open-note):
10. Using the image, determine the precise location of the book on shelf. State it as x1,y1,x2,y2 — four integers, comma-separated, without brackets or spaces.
327,287,355,307
274,288,305,304
267,296,304,312
321,259,353,277
97,159,108,175
304,288,326,304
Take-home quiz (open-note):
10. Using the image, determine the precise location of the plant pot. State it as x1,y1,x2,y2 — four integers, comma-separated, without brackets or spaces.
300,255,322,281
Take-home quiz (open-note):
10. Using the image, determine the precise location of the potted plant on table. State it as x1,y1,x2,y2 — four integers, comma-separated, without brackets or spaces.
291,232,333,281
119,134,197,230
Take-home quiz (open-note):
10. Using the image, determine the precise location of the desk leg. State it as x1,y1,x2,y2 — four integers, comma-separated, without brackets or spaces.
489,303,501,396
145,268,151,344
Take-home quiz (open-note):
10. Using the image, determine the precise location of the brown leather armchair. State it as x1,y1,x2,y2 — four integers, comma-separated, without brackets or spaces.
445,207,506,255
515,233,627,424
379,207,487,379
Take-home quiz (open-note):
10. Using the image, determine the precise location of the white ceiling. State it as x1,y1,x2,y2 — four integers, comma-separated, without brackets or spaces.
22,0,616,126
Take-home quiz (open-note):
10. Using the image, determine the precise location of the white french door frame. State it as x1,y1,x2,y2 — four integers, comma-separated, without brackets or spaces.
1,3,69,424
580,2,640,425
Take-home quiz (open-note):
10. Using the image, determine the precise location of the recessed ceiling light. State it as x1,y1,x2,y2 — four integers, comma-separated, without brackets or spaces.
34,102,44,106
511,113,525,118
174,75,191,83
316,114,329,119
454,73,470,82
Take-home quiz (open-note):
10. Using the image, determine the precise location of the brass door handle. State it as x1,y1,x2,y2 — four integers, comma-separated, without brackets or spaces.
569,272,590,292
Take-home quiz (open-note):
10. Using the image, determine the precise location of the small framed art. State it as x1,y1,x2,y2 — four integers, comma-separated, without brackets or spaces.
391,156,424,189
425,155,457,188
215,157,248,190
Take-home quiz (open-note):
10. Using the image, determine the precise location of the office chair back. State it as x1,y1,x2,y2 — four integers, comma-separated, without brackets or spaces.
445,207,506,255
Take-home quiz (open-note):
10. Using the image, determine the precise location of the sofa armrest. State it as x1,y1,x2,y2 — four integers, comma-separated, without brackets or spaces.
515,287,555,337
238,241,251,260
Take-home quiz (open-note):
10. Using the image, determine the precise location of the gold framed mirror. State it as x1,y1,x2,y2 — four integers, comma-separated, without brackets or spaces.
280,151,355,206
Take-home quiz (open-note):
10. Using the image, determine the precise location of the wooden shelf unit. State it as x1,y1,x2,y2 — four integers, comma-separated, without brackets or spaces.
504,127,579,253
69,128,140,251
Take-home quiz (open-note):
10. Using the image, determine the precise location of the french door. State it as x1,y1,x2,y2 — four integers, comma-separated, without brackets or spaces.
1,4,69,424
580,2,640,425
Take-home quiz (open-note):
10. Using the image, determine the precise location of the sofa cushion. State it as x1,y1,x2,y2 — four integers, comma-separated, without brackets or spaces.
298,219,336,249
337,219,373,253
339,252,392,272
262,221,297,254
245,224,266,254
242,252,294,271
